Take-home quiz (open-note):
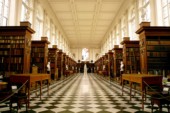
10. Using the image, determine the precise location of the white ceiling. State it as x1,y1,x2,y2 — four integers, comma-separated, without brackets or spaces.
47,0,124,48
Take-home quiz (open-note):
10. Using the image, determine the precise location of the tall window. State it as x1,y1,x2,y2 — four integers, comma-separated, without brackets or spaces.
34,5,43,40
121,16,127,38
161,0,170,26
139,0,151,22
50,23,55,47
44,14,50,40
21,0,34,22
116,24,120,45
56,30,59,46
34,4,43,40
129,7,136,40
0,0,10,26
82,48,89,61
112,30,116,46
109,33,112,50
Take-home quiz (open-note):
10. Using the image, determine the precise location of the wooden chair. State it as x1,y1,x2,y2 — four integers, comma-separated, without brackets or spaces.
9,80,29,113
151,93,170,113
144,81,170,112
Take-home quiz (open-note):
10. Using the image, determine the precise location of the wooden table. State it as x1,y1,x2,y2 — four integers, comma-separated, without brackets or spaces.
122,74,162,110
10,74,51,107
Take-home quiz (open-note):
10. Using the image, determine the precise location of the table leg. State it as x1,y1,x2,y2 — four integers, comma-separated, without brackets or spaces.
122,80,124,96
130,82,132,100
28,87,30,108
47,80,49,95
142,88,144,110
134,83,136,96
40,81,42,100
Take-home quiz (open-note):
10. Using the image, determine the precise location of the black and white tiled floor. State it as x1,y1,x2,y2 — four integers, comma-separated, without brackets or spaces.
0,73,169,113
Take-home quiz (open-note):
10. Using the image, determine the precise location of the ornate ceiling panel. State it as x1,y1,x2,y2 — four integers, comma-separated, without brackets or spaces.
48,0,124,48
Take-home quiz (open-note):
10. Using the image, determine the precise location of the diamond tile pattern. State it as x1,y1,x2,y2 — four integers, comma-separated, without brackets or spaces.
0,73,168,113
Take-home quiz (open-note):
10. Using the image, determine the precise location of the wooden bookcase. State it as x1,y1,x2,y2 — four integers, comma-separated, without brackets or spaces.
121,37,140,74
31,37,50,73
108,50,113,78
87,61,94,73
48,45,58,80
113,45,122,78
57,50,63,79
102,54,108,77
62,53,67,76
94,57,103,74
136,22,170,75
0,22,35,76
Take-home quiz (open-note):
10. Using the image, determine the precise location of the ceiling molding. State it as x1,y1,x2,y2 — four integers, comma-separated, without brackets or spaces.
47,0,125,49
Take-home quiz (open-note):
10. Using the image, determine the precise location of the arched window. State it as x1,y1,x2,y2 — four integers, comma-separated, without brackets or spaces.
50,23,55,47
129,7,136,40
82,48,89,61
116,24,120,45
33,3,43,40
121,16,127,38
0,0,10,26
44,14,50,39
21,0,34,22
161,0,170,26
56,30,59,46
138,0,150,22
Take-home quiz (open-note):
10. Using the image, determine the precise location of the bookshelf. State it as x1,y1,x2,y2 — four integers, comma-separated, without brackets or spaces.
136,22,170,75
63,53,67,76
57,50,63,79
31,37,50,73
0,22,35,76
70,58,77,74
102,54,108,77
89,60,94,73
94,58,101,74
121,37,140,74
108,50,113,78
48,45,58,80
113,45,122,78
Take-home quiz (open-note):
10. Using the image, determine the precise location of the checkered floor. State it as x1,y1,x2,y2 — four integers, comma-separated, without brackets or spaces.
0,73,169,113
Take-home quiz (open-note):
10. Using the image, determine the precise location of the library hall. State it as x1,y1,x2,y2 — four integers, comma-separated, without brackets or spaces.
0,0,170,113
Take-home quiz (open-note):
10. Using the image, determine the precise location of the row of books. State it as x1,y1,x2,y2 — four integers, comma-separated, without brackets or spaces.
148,63,169,69
147,45,170,51
31,53,46,57
125,48,139,52
0,57,22,63
0,65,23,72
0,44,25,48
147,52,169,57
0,36,25,40
147,41,170,45
31,58,44,63
148,57,168,62
124,52,140,56
31,48,45,52
0,39,25,43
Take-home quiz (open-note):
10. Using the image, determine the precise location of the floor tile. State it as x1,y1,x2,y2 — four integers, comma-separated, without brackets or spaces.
0,73,168,113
